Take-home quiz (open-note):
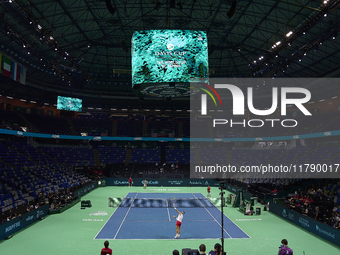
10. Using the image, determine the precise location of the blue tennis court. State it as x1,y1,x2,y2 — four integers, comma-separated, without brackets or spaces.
95,193,250,240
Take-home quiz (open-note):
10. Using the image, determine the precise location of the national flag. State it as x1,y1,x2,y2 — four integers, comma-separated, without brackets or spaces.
20,66,26,85
12,62,19,81
3,56,11,77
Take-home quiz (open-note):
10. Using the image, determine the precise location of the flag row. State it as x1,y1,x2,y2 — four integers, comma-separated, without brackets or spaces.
0,53,26,85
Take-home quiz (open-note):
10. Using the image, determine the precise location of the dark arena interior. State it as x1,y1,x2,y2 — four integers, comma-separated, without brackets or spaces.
0,1,340,255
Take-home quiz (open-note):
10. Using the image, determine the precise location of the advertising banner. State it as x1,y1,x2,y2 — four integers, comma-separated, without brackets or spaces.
269,202,339,247
74,182,97,198
0,204,49,241
105,178,220,187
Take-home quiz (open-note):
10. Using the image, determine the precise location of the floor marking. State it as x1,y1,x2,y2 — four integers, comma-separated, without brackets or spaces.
113,193,138,239
93,194,128,240
192,193,232,238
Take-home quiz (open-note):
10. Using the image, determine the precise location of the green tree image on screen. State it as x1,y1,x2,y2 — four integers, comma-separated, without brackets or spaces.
57,96,82,112
132,30,209,85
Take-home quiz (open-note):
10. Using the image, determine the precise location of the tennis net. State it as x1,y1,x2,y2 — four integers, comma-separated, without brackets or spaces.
108,197,223,208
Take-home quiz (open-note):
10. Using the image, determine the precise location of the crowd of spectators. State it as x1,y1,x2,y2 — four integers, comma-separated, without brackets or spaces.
285,185,340,229
137,162,181,176
171,243,224,255
170,240,292,255
1,180,92,225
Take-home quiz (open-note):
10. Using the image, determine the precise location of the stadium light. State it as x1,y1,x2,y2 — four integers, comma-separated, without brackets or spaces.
286,31,293,37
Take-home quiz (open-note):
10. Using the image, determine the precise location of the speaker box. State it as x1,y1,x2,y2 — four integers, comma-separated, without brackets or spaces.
182,249,191,255
81,200,92,207
121,41,128,53
170,0,176,8
105,0,115,15
227,0,237,18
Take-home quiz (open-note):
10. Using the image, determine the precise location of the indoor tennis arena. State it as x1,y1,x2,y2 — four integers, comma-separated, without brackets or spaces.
1,1,340,255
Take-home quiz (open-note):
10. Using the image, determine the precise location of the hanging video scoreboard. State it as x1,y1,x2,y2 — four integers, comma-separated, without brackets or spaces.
131,30,209,97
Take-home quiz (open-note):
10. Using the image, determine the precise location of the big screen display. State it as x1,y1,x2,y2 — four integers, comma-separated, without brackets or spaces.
132,30,209,85
57,96,82,112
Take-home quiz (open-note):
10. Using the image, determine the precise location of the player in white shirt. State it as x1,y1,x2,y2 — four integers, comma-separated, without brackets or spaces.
173,205,185,238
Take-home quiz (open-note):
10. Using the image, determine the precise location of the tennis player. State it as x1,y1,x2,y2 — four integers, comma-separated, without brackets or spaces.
143,179,147,189
173,205,185,238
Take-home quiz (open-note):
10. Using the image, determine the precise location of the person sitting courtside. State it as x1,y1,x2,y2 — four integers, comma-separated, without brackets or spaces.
208,243,222,255
101,240,112,255
172,250,180,255
199,244,206,255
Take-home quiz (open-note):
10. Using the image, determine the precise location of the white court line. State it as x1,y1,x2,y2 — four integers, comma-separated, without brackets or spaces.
124,219,215,222
192,193,232,238
95,237,230,240
113,193,138,239
93,193,130,240
200,192,251,239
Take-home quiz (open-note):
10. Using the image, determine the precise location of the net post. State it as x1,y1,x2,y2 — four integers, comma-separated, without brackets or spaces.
219,189,226,254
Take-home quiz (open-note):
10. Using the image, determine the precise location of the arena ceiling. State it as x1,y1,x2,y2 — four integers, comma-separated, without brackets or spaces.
1,0,340,108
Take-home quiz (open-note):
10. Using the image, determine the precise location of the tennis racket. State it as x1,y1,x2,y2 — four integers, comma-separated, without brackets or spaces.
172,197,177,207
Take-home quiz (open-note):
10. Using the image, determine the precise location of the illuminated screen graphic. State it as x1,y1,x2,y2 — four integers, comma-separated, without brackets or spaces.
57,96,82,112
132,30,209,85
